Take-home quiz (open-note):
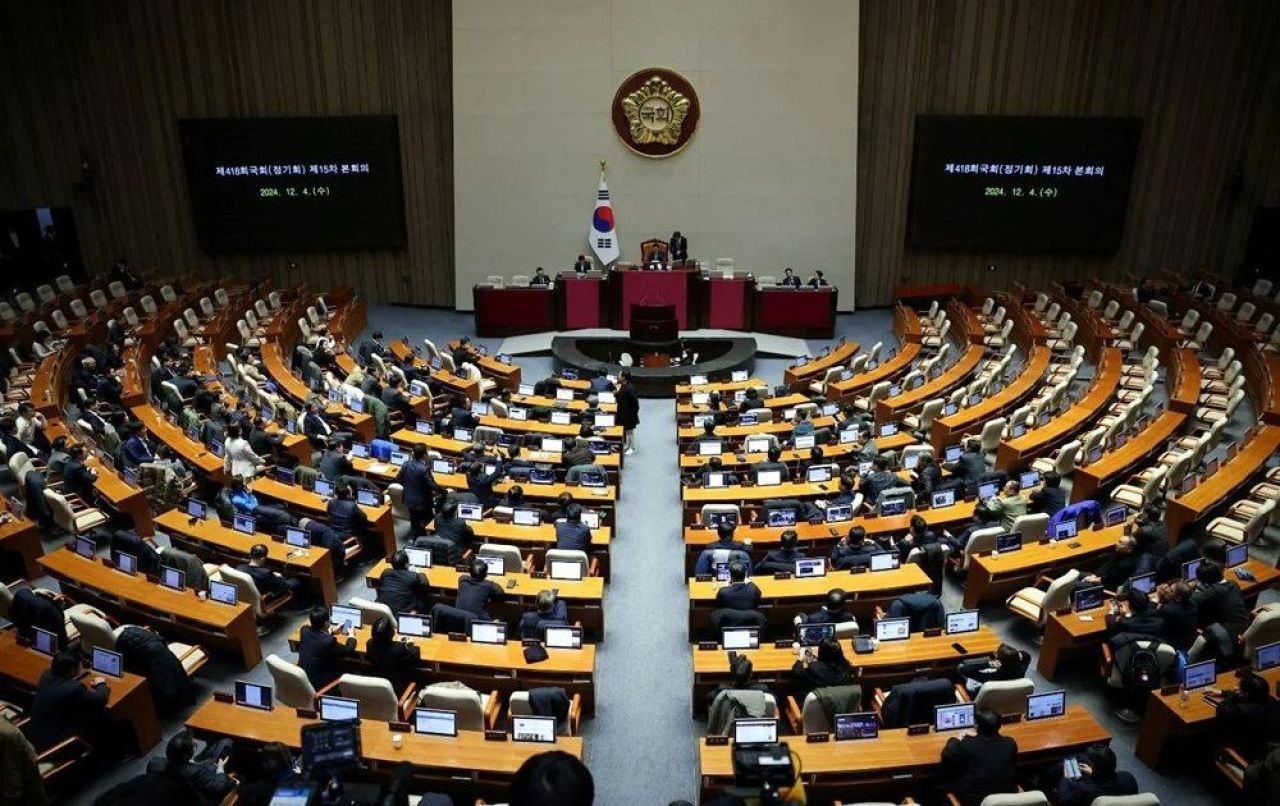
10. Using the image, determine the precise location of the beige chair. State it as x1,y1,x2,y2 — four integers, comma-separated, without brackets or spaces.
266,654,317,708
215,287,232,308
903,399,944,433
978,417,1007,453
954,526,1004,573
173,319,198,348
786,688,863,734
55,274,76,295
68,299,89,319
386,483,412,542
1010,513,1049,544
43,488,109,536
350,596,397,629
89,289,108,310
973,677,1035,716
1110,465,1167,510
217,564,293,621
339,673,417,722
854,381,891,413
1200,347,1235,380
544,548,591,578
700,503,741,527
417,682,500,732
1207,500,1274,545
1091,795,1160,806
477,543,525,576
1181,321,1213,351
509,690,583,735
922,320,951,349
1006,569,1080,627
973,794,1049,806
1030,440,1081,477
1241,603,1280,660
68,608,208,676
809,367,844,395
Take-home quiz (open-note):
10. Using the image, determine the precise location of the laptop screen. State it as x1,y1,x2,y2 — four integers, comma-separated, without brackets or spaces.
826,504,853,523
1026,690,1066,721
313,478,335,497
1126,572,1156,595
722,627,760,650
356,488,381,507
186,498,208,518
879,498,907,516
350,443,370,459
470,621,506,644
458,503,483,522
1053,520,1078,540
233,513,256,534
415,420,434,434
89,647,123,677
931,489,956,508
798,623,835,646
1226,543,1249,569
513,508,541,526
935,703,976,732
1019,470,1040,489
1073,585,1105,612
807,465,832,483
732,718,778,745
875,617,911,642
478,555,505,576
512,715,557,744
996,532,1022,553
235,680,273,710
977,481,999,500
112,550,137,575
870,552,899,571
945,445,963,462
550,560,584,581
767,509,796,527
397,613,431,637
541,438,564,453
74,535,97,560
160,566,185,591
286,527,311,549
756,470,782,487
1255,641,1280,671
1183,659,1216,690
945,610,980,635
32,626,57,656
209,580,239,605
329,604,362,630
414,708,457,737
544,626,583,649
834,712,879,741
1104,505,1127,527
318,696,360,722
795,558,826,578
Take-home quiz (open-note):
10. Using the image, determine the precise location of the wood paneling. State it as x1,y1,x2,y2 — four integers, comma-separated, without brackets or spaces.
858,0,1280,307
0,0,453,306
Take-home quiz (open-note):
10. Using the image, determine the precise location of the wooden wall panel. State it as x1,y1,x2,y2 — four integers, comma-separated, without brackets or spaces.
858,0,1280,307
0,0,453,306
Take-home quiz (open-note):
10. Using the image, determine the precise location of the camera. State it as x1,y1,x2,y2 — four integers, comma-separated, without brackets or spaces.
729,742,797,803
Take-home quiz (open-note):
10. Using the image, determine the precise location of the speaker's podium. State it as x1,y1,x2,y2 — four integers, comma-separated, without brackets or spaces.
629,303,679,367
558,271,607,329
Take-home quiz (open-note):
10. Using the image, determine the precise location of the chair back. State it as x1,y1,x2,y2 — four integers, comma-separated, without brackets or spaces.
973,677,1034,715
961,527,1004,571
1011,513,1049,543
1090,794,1160,806
215,287,231,307
339,674,400,722
419,684,486,731
68,609,118,656
107,281,126,299
1243,603,1280,660
351,596,397,629
266,653,316,708
56,274,76,294
42,489,77,534
69,299,88,319
977,793,1049,806
477,544,523,575
216,565,266,617
979,417,1007,452
1041,570,1082,619
545,549,589,578
90,289,108,310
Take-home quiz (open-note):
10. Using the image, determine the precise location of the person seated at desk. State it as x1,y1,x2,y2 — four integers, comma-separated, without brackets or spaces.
46,435,71,477
644,248,666,270
8,587,70,647
694,522,752,575
755,529,807,574
376,550,432,613
706,654,772,713
116,625,197,712
1132,504,1169,559
912,451,942,497
425,499,476,562
15,401,48,455
1055,744,1139,806
935,707,1019,806
889,591,946,631
297,607,356,689
300,401,339,446
698,457,740,487
456,558,505,620
573,254,592,273
943,440,986,495
736,387,766,414
327,483,369,541
897,514,940,560
779,267,802,289
1214,672,1280,761
28,650,111,752
807,270,829,288
145,731,235,806
791,408,815,439
991,479,1028,530
798,588,858,628
223,423,265,481
1029,470,1067,516
791,636,854,696
562,434,596,470
366,615,421,694
357,329,387,365
398,444,442,537
1105,589,1167,653
858,456,898,504
686,421,721,454
229,477,296,536
555,504,593,552
827,474,857,506
1081,536,1153,592
119,423,156,468
60,443,98,502
1191,560,1252,641
528,266,551,286
1155,580,1198,651
957,643,1030,696
236,543,302,599
519,589,570,639
830,526,879,570
380,375,417,426
715,562,762,611
465,456,506,508
751,446,789,481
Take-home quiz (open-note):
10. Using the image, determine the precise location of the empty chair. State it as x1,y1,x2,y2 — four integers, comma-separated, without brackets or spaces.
1206,500,1274,545
477,543,524,575
921,320,951,349
1216,291,1237,312
69,298,88,319
160,284,177,302
1113,321,1143,352
1110,465,1167,510
237,320,262,348
15,292,36,312
56,274,76,294
1046,321,1077,351
1252,312,1275,336
255,299,271,320
90,289,108,310
1196,388,1244,427
0,302,18,323
50,310,69,331
266,654,316,708
1252,279,1274,297
43,488,109,536
903,399,944,433
972,677,1036,716
854,381,891,413
1010,513,1049,543
984,318,1014,349
1236,301,1257,324
36,284,56,304
1099,300,1119,321
215,287,231,307
809,366,844,395
485,275,505,288
199,297,217,319
1006,569,1081,627
338,673,416,722
978,417,1007,453
139,295,157,316
1034,293,1051,312
269,290,283,310
1085,290,1103,309
418,682,499,732
1181,321,1213,351
1178,308,1201,335
1091,796,1159,806
106,280,125,299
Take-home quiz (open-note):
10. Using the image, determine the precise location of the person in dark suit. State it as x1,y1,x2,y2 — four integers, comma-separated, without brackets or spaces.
751,446,790,480
859,457,899,504
791,636,854,696
807,270,829,287
830,526,879,570
518,590,570,639
1029,470,1067,516
145,730,235,806
616,370,640,456
380,376,416,425
669,230,688,263
912,452,942,497
28,650,111,750
944,440,987,495
957,643,1030,695
555,504,592,552
235,544,301,598
1056,744,1139,806
799,588,857,626
455,559,504,619
1192,560,1252,637
698,457,739,487
573,254,592,273
694,521,752,575
327,483,369,538
1156,580,1199,651
428,499,476,559
1105,588,1166,646
1214,672,1280,760
301,402,336,445
715,562,762,611
465,458,506,508
297,607,356,689
755,530,807,574
365,615,421,694
397,444,441,537
120,425,156,467
357,330,387,366
60,443,98,502
780,267,802,289
377,550,432,613
936,708,1019,806
318,441,357,484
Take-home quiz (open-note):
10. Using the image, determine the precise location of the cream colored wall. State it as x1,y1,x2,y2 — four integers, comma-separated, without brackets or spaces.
453,0,858,311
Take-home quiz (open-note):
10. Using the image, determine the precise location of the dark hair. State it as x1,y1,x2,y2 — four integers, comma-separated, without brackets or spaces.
703,421,715,435
730,654,754,686
716,521,735,543
909,514,927,533
69,443,87,459
873,456,889,471
824,588,846,612
728,561,747,582
412,444,427,460
471,558,489,580
1196,560,1223,585
847,526,866,545
780,530,798,550
370,615,395,645
225,423,241,439
52,650,81,678
510,750,594,806
250,543,268,561
372,330,383,339
566,503,583,522
1084,744,1118,778
974,707,1000,736
309,606,329,630
166,731,196,763
1124,588,1151,613
767,446,782,462
995,644,1022,668
1238,671,1270,701
391,549,408,570
441,499,458,518
816,637,848,667
1044,470,1061,488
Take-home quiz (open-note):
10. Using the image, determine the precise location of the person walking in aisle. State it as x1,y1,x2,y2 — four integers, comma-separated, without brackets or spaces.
616,370,639,456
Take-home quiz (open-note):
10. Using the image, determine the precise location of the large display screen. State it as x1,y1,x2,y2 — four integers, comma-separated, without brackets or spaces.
906,115,1142,252
179,116,405,252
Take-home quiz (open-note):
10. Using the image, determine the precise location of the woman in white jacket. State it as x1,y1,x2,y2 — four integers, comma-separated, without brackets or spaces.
223,423,265,480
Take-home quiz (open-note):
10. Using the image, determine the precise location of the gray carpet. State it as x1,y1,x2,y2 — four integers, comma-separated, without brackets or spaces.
47,304,1267,805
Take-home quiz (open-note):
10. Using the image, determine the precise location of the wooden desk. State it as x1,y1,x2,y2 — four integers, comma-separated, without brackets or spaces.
827,343,922,402
688,565,933,635
186,698,581,796
365,559,607,639
675,377,766,399
426,516,612,579
783,340,859,390
690,626,1001,715
876,345,985,425
1135,666,1280,768
155,510,337,604
932,345,1052,451
42,420,156,538
249,477,395,557
389,340,481,402
448,339,521,391
1071,410,1186,502
389,430,622,476
287,625,597,716
677,433,917,473
39,547,262,668
0,629,161,753
348,460,619,513
512,392,618,413
996,347,1121,470
0,498,44,578
260,342,375,441
1165,347,1201,415
129,404,228,481
1037,556,1279,679
478,413,624,441
676,416,839,445
698,704,1108,803
963,524,1126,608
1164,424,1280,539
677,393,811,417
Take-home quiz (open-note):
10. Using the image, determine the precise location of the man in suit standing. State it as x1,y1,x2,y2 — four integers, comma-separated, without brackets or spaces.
616,370,640,456
944,440,988,496
780,267,802,288
357,330,386,366
573,254,592,273
935,708,1019,806
297,607,356,689
715,562,762,611
669,230,688,264
397,444,441,536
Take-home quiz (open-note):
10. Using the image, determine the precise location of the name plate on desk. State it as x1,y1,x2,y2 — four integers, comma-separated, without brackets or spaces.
531,571,547,579
706,735,729,746
773,572,792,580
697,641,719,651
805,732,830,743
907,724,930,736
773,639,794,649
484,730,508,742
448,632,468,642
923,627,942,638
